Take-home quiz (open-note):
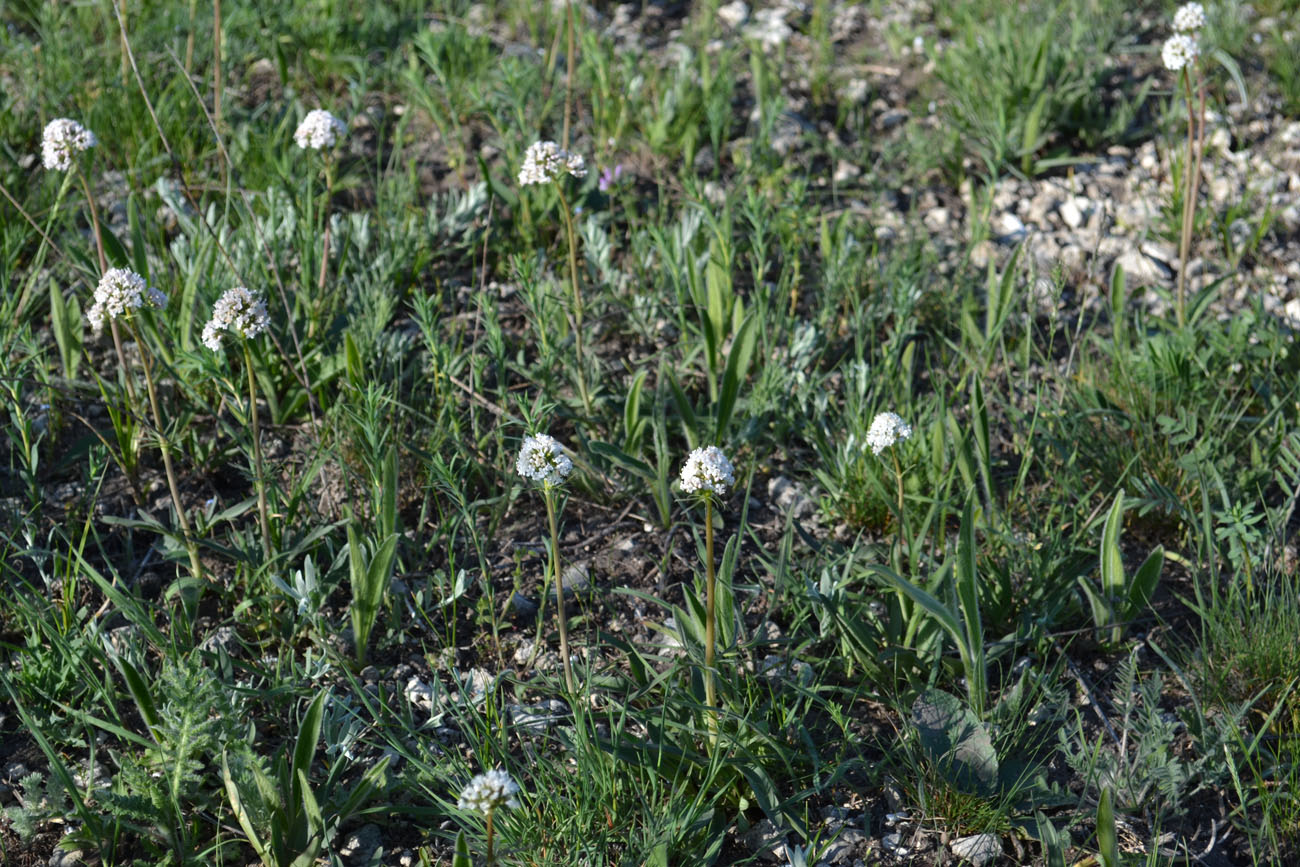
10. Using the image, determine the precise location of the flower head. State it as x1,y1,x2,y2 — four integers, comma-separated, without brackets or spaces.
457,770,521,815
516,434,573,486
679,446,735,497
1173,2,1205,33
518,140,587,186
598,164,624,193
86,268,166,334
1162,33,1199,71
202,287,270,351
866,412,912,456
293,109,347,150
42,118,97,171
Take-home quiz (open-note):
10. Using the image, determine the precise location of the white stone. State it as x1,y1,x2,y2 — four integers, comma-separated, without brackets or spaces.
951,833,1002,866
995,212,1027,243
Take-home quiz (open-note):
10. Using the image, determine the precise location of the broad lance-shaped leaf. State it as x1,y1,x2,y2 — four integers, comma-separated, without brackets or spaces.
911,689,998,794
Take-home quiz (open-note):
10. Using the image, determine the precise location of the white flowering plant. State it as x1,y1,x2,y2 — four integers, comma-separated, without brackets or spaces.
204,286,274,558
677,444,738,743
518,432,578,694
455,770,522,865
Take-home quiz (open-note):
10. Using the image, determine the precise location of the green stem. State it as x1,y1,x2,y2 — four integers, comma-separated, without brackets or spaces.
243,341,271,562
1176,68,1196,328
486,807,496,865
553,184,592,416
131,322,204,583
703,497,718,741
545,487,576,695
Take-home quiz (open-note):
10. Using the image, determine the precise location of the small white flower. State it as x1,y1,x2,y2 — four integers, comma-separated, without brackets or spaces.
293,109,347,150
866,412,912,456
457,770,521,814
86,268,166,334
1173,2,1205,33
1162,33,1199,71
202,287,270,351
516,434,573,486
42,118,97,171
743,8,792,49
518,140,587,186
679,446,735,497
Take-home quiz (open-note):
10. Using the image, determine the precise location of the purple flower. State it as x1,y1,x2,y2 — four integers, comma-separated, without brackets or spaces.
598,164,624,192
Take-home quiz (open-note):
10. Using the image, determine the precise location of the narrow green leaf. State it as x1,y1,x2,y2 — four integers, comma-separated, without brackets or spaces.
955,496,985,717
291,691,326,808
223,752,272,863
1100,488,1126,597
715,311,758,444
118,658,163,743
128,194,149,278
1096,788,1119,867
1125,546,1163,617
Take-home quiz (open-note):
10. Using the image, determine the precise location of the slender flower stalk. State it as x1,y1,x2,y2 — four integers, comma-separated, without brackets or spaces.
553,182,591,414
129,318,204,584
244,341,271,559
517,433,577,694
543,486,575,694
680,445,735,741
203,287,273,560
518,141,592,415
316,154,335,293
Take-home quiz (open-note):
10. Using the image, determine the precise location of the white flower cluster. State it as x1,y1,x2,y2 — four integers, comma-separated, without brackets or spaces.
1162,33,1199,71
293,109,347,150
679,446,735,497
1163,3,1204,71
866,412,912,456
516,434,573,486
457,770,521,815
202,287,270,351
517,140,587,186
1173,2,1205,33
87,268,166,334
42,118,96,171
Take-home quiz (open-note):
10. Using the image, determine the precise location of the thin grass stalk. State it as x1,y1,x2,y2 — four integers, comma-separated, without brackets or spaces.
213,0,223,131
553,184,592,415
243,341,271,561
184,0,198,72
562,1,577,151
703,496,718,741
130,322,204,583
545,487,576,694
118,0,129,81
485,807,496,865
